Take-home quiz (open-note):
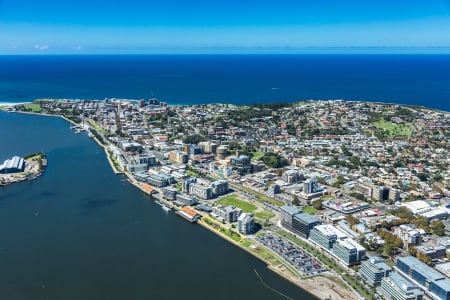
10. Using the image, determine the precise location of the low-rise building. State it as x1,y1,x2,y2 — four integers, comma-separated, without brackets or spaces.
416,246,446,261
147,173,175,188
169,150,189,164
162,186,178,200
392,224,422,249
359,257,393,287
292,213,321,238
211,180,228,197
175,193,197,206
332,238,366,266
378,272,423,300
189,183,213,200
280,206,301,229
397,256,450,300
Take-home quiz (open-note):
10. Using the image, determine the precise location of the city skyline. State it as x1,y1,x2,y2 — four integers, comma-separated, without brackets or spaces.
1,0,450,54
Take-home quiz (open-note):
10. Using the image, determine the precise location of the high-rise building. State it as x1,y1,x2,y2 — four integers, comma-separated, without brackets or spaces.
303,177,318,194
389,188,401,202
182,177,197,193
169,150,188,164
189,145,202,157
237,213,254,235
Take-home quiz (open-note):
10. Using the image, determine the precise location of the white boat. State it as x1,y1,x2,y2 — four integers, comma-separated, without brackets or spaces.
156,201,172,211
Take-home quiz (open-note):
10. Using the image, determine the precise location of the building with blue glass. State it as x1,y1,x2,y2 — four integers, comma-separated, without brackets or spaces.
397,256,450,300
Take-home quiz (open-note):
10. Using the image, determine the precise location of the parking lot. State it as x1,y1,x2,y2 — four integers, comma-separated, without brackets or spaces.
257,232,326,277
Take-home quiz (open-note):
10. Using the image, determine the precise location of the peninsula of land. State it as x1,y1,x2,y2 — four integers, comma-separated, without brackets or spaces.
0,153,47,186
2,98,450,300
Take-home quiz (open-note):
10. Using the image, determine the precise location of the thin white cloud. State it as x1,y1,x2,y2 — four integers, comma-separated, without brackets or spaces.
33,44,49,50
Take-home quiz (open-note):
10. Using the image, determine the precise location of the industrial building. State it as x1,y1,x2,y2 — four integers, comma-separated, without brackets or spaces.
0,156,25,174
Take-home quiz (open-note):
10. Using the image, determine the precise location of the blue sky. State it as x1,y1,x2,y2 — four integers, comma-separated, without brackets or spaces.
1,0,450,53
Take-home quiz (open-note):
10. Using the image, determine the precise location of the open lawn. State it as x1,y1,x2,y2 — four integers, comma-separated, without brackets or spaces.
251,151,265,161
303,206,318,214
216,195,257,213
371,118,413,137
254,210,276,220
24,103,42,112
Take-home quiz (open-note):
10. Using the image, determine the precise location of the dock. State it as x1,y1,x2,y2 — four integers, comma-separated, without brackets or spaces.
176,207,201,223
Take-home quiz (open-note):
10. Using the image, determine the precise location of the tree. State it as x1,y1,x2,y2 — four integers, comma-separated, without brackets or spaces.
430,220,446,236
183,134,205,144
416,172,428,182
383,241,396,257
312,200,323,210
346,215,360,226
292,195,300,206
408,246,417,257
261,152,289,168
417,251,433,266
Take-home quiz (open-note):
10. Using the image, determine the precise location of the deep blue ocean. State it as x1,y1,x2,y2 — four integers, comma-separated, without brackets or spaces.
0,54,450,111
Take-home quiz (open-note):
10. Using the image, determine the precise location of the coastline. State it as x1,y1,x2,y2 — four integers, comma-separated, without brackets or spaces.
81,123,359,300
6,109,359,300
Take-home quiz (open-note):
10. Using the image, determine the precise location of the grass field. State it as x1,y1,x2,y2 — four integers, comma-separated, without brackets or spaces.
371,118,413,137
216,195,257,213
24,103,42,112
303,206,318,214
254,210,276,220
251,151,265,161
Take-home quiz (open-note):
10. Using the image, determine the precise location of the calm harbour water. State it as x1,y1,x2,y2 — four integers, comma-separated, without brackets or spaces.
0,111,314,300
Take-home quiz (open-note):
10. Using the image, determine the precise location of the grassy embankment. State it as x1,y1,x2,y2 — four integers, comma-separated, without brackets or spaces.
200,218,300,277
